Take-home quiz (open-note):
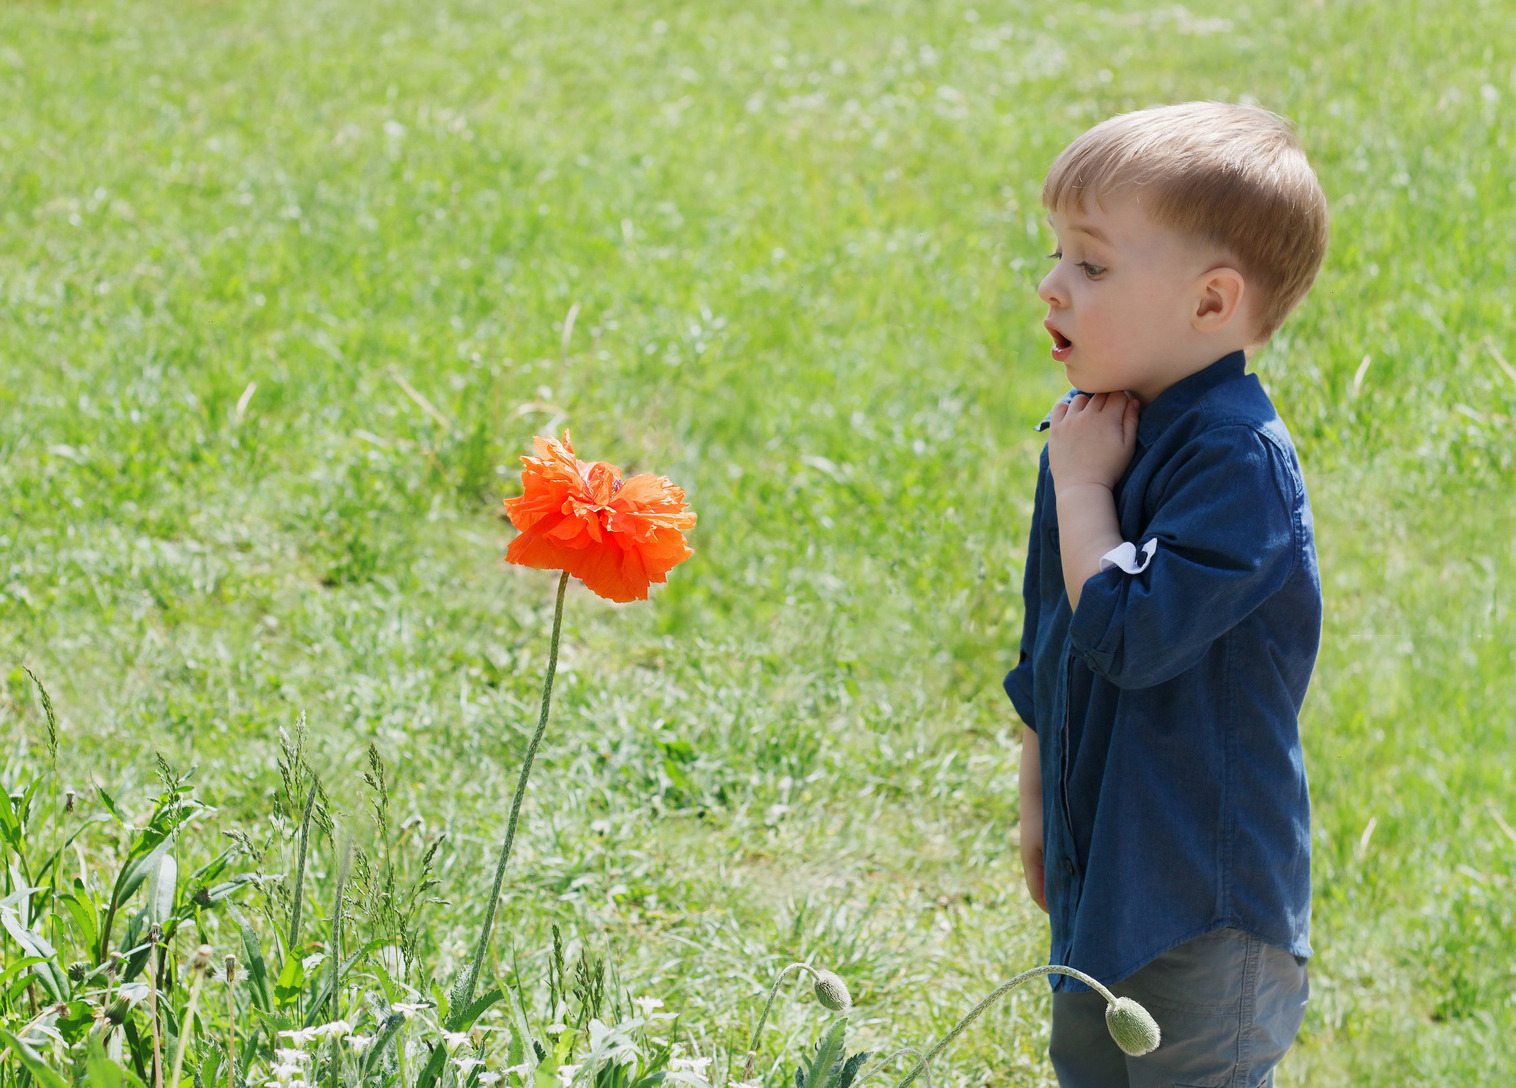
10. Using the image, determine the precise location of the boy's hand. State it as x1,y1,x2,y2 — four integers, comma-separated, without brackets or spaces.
1047,392,1139,493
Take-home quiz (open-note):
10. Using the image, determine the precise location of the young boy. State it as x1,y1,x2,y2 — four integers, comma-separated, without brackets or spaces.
1004,102,1329,1087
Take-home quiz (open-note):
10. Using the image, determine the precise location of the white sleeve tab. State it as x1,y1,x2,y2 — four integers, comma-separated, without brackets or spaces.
1099,538,1158,575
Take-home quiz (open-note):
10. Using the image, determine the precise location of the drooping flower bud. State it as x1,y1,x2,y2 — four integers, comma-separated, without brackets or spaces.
812,969,852,1011
225,954,239,983
1105,996,1161,1056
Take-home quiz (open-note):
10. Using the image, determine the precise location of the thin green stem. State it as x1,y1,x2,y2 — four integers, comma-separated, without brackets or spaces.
447,570,571,1032
893,965,1115,1088
741,962,823,1080
167,968,207,1088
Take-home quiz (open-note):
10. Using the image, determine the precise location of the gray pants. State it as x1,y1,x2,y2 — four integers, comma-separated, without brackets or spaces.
1049,928,1308,1088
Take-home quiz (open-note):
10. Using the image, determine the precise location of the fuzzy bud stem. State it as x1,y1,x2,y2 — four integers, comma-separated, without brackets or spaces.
892,965,1159,1088
742,962,852,1080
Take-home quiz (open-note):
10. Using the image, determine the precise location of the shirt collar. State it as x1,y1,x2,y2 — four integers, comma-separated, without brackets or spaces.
1034,350,1249,435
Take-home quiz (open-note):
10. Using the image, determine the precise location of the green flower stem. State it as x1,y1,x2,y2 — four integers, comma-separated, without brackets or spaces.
893,965,1117,1088
741,962,828,1080
167,966,208,1088
447,570,571,1032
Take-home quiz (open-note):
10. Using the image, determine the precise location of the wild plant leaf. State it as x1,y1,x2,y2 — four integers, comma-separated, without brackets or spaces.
0,955,48,985
95,784,129,828
451,986,505,1034
301,938,385,1027
86,1035,136,1088
0,904,68,1001
798,1017,849,1088
359,1011,408,1078
0,789,24,854
505,985,540,1082
202,872,262,905
54,999,95,1044
836,1049,872,1088
145,850,177,925
60,879,101,953
227,903,273,1014
413,1041,449,1088
98,824,173,959
198,1048,224,1088
273,947,306,1007
0,1026,71,1088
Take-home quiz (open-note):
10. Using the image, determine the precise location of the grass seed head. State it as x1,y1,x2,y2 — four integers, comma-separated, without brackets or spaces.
1105,996,1161,1056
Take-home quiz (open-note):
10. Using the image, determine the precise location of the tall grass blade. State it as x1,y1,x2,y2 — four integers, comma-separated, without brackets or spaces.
0,1025,72,1088
288,772,320,953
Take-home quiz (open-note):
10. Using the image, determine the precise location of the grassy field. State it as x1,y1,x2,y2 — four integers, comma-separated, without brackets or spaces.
2,0,1513,1083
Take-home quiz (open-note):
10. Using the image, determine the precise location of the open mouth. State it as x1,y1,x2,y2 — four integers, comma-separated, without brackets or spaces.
1045,321,1073,360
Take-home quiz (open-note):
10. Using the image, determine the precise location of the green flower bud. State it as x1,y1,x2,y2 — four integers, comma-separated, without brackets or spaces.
812,969,852,1011
66,960,91,983
1104,996,1161,1057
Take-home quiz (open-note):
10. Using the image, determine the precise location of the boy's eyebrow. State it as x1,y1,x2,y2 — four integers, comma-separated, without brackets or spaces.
1045,214,1112,245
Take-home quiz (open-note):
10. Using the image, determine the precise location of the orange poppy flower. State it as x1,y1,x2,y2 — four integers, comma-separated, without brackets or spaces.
504,431,695,602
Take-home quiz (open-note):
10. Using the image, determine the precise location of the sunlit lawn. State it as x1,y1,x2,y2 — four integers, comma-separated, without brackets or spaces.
2,0,1513,1083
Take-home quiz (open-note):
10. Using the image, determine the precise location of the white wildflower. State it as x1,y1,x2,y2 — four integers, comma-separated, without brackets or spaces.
669,1055,712,1075
544,1021,568,1035
344,1034,373,1053
477,1074,502,1085
279,1026,322,1046
391,1001,429,1018
315,1019,353,1037
555,1064,581,1087
454,1056,486,1074
442,1030,471,1049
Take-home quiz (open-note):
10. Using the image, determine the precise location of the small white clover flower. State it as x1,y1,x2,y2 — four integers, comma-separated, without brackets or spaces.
544,1021,568,1035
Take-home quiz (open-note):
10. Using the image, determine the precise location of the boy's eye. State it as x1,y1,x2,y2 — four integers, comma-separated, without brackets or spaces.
1079,262,1107,278
1046,251,1062,260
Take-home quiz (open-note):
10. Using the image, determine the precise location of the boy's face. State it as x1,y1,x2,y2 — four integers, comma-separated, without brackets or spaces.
1038,193,1225,405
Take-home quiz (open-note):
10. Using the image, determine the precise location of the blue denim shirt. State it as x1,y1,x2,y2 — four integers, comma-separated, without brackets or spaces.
1004,351,1318,992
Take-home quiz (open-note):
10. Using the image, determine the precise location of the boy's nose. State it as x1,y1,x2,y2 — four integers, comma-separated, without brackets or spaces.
1038,267,1064,307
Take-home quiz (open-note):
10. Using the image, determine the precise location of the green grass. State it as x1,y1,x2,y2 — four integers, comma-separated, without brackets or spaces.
2,0,1513,1083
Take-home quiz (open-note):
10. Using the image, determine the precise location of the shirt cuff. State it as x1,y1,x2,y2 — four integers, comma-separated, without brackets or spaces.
1099,538,1157,575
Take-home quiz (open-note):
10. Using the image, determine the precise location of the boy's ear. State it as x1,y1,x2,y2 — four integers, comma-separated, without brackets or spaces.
1191,267,1248,332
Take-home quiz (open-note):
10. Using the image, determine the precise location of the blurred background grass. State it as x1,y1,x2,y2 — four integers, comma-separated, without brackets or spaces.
1,0,1513,1083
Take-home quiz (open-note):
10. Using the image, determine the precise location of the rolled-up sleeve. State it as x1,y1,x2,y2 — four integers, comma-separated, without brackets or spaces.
1069,426,1299,690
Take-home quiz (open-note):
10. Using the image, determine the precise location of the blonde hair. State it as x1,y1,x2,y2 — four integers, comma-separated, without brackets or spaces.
1043,102,1329,341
